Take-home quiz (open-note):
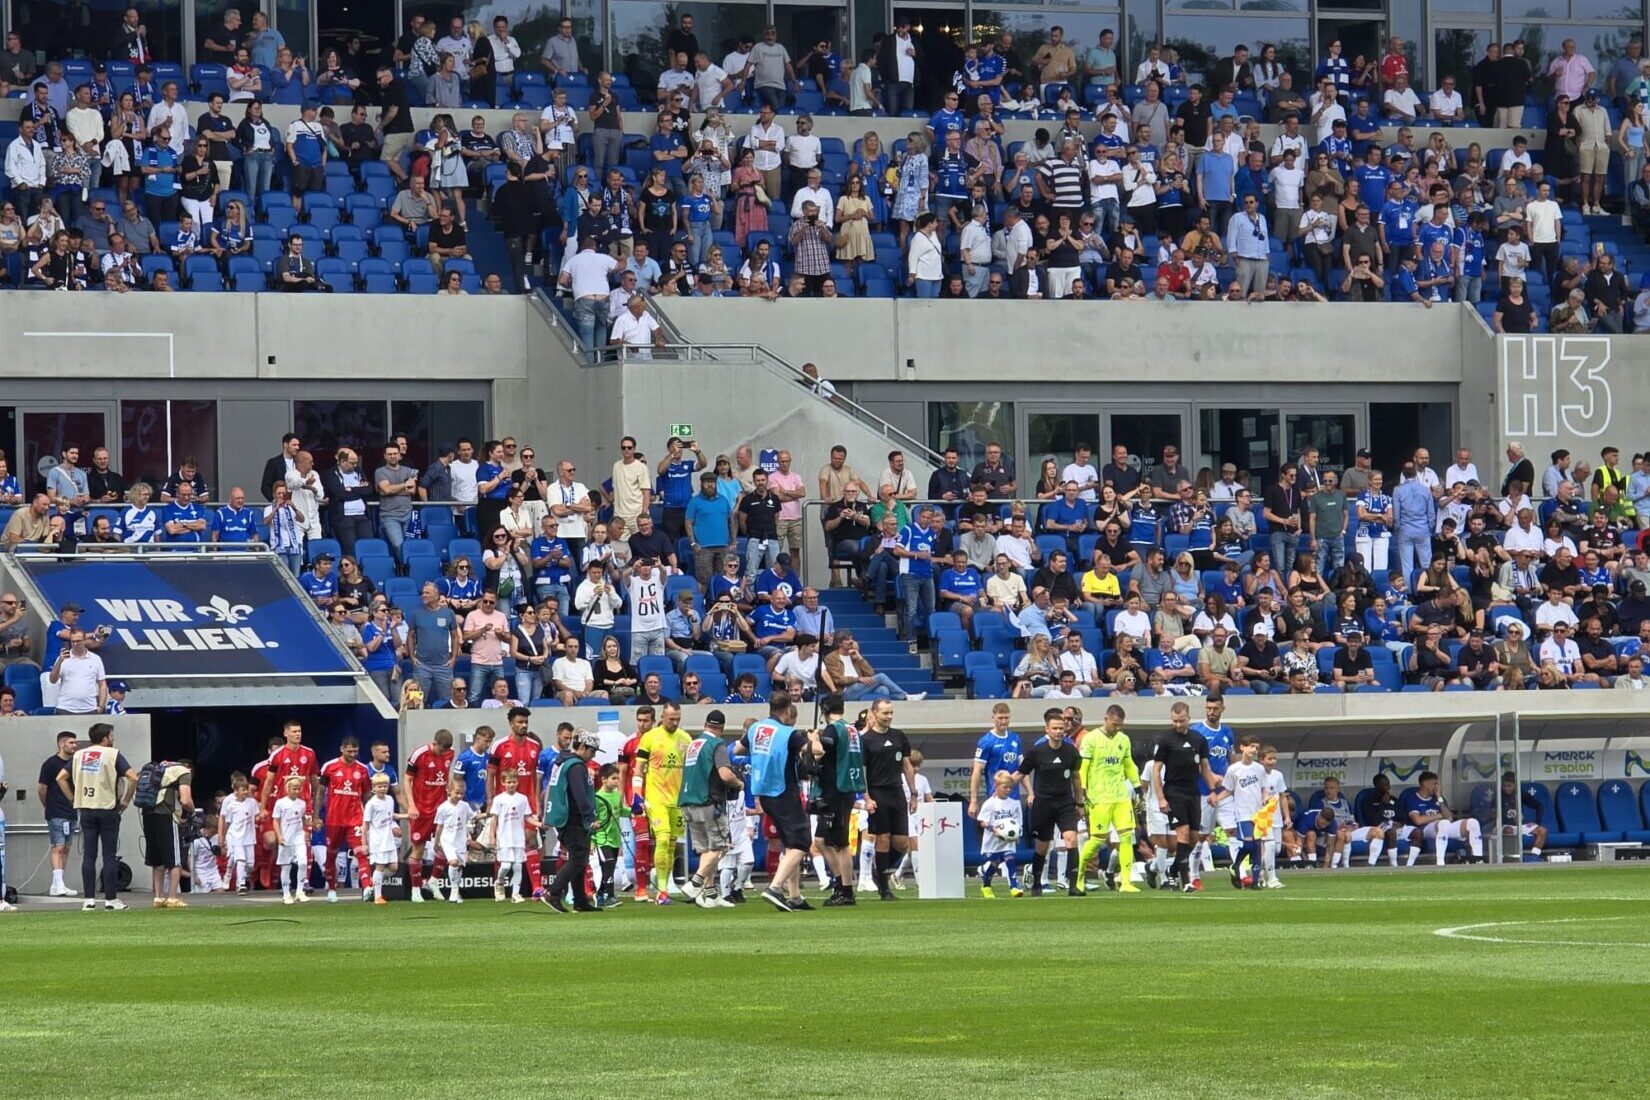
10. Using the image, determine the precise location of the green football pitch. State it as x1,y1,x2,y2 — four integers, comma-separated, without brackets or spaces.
5,866,1648,1100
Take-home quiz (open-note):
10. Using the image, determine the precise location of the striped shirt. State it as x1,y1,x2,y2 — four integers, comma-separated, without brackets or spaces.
1038,157,1085,210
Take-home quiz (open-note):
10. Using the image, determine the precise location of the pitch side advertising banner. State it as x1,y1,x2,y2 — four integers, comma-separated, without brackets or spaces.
26,558,353,677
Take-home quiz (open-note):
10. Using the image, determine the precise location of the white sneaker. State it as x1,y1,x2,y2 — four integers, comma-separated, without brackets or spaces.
295,891,310,903
362,886,372,903
82,900,97,911
326,890,338,903
49,884,77,897
694,892,717,909
0,901,17,912
410,889,424,904
511,894,524,904
105,899,128,911
283,895,295,905
1265,877,1284,889
682,878,704,901
905,692,927,701
856,878,875,893
450,893,464,904
713,896,736,908
494,885,506,902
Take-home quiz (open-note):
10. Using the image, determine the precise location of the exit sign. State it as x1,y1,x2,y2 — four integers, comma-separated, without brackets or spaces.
669,423,694,439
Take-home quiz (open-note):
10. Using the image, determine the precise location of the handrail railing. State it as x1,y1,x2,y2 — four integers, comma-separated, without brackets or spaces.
581,340,945,469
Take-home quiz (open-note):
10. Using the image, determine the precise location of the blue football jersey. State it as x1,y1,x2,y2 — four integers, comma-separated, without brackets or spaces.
453,748,490,806
973,732,1024,798
1192,721,1233,795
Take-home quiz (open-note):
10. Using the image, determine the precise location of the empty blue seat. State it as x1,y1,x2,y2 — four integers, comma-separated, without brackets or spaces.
1597,780,1650,843
1556,782,1620,844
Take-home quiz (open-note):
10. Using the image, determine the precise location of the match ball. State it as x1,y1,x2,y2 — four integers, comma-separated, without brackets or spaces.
992,819,1021,842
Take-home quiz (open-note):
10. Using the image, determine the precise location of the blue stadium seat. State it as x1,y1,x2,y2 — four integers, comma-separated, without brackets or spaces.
935,629,970,675
382,577,418,608
359,554,396,585
447,538,482,565
1555,782,1620,844
1597,779,1650,843
306,538,340,564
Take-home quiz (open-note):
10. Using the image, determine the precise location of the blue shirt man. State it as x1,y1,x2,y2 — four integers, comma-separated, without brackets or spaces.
684,477,734,549
897,519,937,578
1416,215,1453,260
299,556,339,605
1191,710,1234,800
1380,191,1417,250
1128,501,1161,550
1417,249,1452,301
1348,107,1382,154
1392,260,1419,301
928,102,966,142
1393,473,1437,538
1228,202,1269,260
160,498,207,542
658,444,702,509
934,149,968,198
530,532,573,594
407,597,459,667
937,560,984,603
749,599,795,645
1197,149,1235,203
289,106,325,166
455,738,491,808
1352,158,1391,217
754,559,800,600
972,721,1023,802
1320,131,1353,174
1454,223,1485,278
213,498,258,543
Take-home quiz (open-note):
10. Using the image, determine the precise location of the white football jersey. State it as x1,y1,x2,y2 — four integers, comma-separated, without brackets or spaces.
221,793,259,849
434,799,476,850
271,796,307,847
364,793,399,850
977,795,1022,854
1226,760,1268,818
490,791,530,850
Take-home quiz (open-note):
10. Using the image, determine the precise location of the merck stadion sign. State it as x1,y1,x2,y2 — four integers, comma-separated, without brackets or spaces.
26,558,352,677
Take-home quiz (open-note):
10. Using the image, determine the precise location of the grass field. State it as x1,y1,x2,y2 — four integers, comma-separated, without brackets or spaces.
5,866,1649,1100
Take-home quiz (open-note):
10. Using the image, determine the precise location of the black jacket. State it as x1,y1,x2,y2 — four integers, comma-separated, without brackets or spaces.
259,455,288,501
319,465,375,525
1009,263,1050,299
877,34,921,86
493,180,538,239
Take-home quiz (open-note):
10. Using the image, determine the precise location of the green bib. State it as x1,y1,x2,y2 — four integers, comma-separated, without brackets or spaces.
546,759,574,828
832,720,866,793
679,733,721,807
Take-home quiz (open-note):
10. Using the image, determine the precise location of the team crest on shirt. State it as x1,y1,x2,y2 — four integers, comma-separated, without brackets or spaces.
685,740,705,765
1063,769,1070,778
894,751,902,760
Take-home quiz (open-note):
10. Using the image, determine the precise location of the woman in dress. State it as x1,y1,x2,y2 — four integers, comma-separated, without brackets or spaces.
424,113,469,227
851,131,890,226
1545,95,1580,205
731,148,768,249
891,133,929,248
834,174,874,279
106,91,147,204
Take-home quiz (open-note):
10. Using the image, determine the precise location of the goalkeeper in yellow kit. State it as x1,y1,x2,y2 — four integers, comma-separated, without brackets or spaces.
1074,704,1141,894
634,702,693,905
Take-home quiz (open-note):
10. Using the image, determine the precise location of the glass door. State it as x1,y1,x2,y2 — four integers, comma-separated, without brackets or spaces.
1199,407,1279,493
1315,15,1384,81
1433,25,1494,105
1284,411,1358,474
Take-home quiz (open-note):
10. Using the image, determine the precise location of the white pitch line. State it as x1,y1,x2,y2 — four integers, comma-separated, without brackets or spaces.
1433,916,1650,947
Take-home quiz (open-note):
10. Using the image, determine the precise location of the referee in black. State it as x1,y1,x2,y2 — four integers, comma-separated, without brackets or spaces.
1013,708,1083,897
1149,701,1222,893
860,699,917,902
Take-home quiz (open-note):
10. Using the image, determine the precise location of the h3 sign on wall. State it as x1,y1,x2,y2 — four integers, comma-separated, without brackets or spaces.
1500,336,1612,446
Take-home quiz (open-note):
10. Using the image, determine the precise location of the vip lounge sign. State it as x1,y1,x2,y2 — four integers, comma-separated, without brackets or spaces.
26,557,353,677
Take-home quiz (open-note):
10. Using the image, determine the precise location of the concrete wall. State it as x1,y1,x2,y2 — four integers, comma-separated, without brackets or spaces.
661,298,1474,383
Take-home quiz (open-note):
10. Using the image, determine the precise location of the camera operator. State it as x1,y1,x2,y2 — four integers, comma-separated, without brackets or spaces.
808,693,865,905
277,233,324,292
701,591,755,676
787,199,834,295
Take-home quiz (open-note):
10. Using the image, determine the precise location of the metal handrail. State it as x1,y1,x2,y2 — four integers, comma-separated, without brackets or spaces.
581,340,944,469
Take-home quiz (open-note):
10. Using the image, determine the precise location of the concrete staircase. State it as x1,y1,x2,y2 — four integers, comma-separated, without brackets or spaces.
817,587,950,699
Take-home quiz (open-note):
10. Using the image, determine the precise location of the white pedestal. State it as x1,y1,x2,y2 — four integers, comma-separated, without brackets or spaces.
915,801,966,899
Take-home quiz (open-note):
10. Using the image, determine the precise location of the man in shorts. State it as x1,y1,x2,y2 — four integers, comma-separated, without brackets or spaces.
1191,693,1235,884
1075,704,1140,893
38,730,80,896
678,709,742,909
1149,701,1221,892
860,699,918,901
403,728,455,901
635,702,692,904
140,759,195,908
1013,708,1083,897
741,692,818,911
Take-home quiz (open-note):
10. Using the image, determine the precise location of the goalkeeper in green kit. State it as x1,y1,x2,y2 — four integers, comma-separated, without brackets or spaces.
1074,704,1142,894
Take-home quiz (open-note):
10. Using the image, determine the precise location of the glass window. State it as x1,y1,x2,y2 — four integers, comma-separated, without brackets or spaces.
1572,0,1646,18
972,9,1125,77
1163,15,1311,80
569,0,605,76
774,5,850,72
274,0,311,65
611,1,769,107
13,0,182,63
454,2,563,69
121,400,218,495
1317,18,1386,78
1386,0,1424,83
1127,3,1162,76
1199,407,1278,489
1284,413,1356,473
23,411,110,498
928,401,1015,474
1515,22,1638,97
1430,0,1496,12
1026,411,1101,474
197,2,258,60
293,401,388,472
1434,27,1493,90
391,401,487,472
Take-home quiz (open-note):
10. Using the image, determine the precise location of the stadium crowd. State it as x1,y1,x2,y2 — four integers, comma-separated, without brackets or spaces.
5,12,1650,330
5,428,1650,713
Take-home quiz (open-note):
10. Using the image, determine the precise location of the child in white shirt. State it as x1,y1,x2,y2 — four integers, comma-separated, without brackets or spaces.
363,773,406,905
976,770,1024,898
432,779,478,903
189,817,226,893
217,774,260,895
271,776,312,904
486,770,539,903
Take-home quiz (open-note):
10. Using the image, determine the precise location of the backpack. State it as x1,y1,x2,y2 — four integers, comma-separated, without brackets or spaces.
134,760,176,810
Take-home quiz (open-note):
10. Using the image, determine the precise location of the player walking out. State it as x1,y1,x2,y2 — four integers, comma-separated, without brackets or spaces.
1014,708,1084,897
1191,695,1234,884
679,710,743,908
1150,701,1222,893
743,691,820,911
217,773,259,895
404,729,456,901
488,708,546,895
319,738,370,902
1076,704,1141,893
635,702,693,904
487,769,540,902
272,775,313,904
618,705,657,900
861,699,918,902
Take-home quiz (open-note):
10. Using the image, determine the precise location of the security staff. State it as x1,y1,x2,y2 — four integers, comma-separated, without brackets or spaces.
57,722,138,910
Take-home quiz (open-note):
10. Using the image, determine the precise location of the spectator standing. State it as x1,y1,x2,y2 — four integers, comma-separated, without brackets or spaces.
50,629,107,715
1549,39,1596,103
59,723,136,910
1494,41,1531,128
1574,90,1611,214
407,582,460,705
38,730,79,897
749,25,795,114
879,20,921,117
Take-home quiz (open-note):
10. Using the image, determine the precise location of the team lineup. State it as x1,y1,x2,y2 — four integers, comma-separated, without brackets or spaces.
197,690,1492,912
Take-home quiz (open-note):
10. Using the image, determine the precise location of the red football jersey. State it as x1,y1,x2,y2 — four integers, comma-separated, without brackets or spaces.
490,734,544,809
320,757,370,826
250,756,274,806
268,745,319,807
406,744,456,815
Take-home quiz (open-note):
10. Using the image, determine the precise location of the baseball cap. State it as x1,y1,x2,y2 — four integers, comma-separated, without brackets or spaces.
705,709,727,727
776,552,792,566
1355,448,1371,459
573,729,600,750
315,552,335,563
108,680,128,692
1251,623,1268,636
